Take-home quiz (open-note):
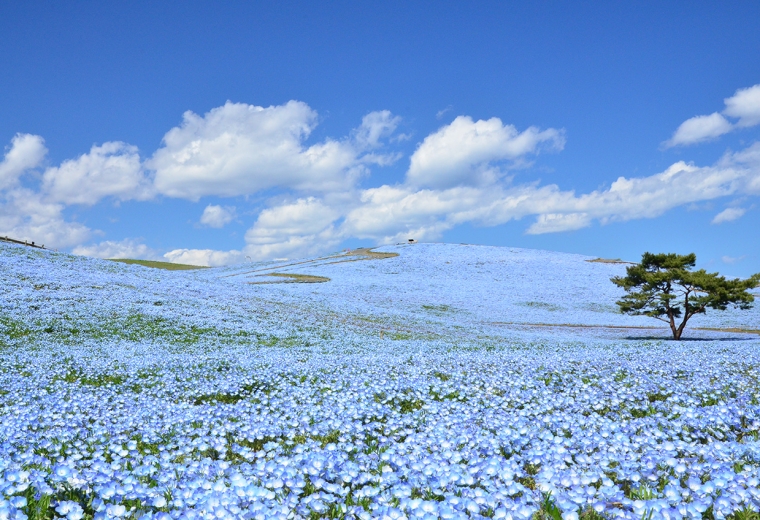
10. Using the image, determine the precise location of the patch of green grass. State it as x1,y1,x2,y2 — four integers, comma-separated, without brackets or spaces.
429,387,461,401
0,316,33,340
583,302,619,313
586,257,630,264
192,378,273,405
432,371,451,381
630,405,658,418
32,312,249,346
53,369,126,387
109,258,208,270
534,492,563,520
193,392,248,405
251,273,330,284
629,484,657,500
727,506,760,520
422,304,454,313
519,301,564,312
647,391,670,403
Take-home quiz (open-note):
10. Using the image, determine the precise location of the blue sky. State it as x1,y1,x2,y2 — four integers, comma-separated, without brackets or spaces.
1,2,760,275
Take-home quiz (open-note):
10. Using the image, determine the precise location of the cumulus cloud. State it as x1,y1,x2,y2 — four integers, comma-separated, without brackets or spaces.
42,142,151,205
163,248,244,267
723,84,760,128
72,239,159,259
4,95,760,262
0,136,85,249
0,103,402,254
407,116,564,189
526,213,592,234
664,83,760,147
244,197,341,260
150,101,398,200
663,113,732,148
0,136,153,249
0,134,47,190
711,207,746,224
353,110,401,149
0,188,91,248
200,205,236,228
338,145,760,243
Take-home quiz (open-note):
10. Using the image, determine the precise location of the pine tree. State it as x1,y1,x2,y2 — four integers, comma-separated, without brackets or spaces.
611,253,760,340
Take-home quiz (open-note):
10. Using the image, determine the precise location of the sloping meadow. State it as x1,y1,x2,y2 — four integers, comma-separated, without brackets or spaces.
1,242,760,520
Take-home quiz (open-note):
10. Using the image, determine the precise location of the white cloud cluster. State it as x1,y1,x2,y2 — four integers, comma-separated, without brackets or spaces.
0,134,47,191
0,135,91,248
200,205,236,228
0,102,402,255
244,197,341,260
712,207,746,224
42,142,151,205
150,101,399,200
336,151,760,241
664,84,760,147
407,116,564,188
72,239,159,260
4,89,760,265
163,248,244,267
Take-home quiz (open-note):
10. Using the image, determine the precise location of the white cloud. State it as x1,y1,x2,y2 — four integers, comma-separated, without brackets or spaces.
664,83,760,147
711,207,746,224
244,197,341,260
72,239,159,259
200,204,236,228
4,95,760,262
163,248,244,267
663,112,732,148
0,188,91,248
723,84,760,128
338,145,760,243
353,110,400,149
342,185,489,240
150,101,395,200
0,134,47,190
42,141,151,205
526,213,592,234
436,105,453,119
722,255,746,264
407,116,564,189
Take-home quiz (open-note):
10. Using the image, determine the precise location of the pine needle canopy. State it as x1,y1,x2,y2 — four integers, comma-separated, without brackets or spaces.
611,252,760,339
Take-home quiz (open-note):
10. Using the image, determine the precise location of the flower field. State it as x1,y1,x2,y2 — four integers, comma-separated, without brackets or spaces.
1,242,760,520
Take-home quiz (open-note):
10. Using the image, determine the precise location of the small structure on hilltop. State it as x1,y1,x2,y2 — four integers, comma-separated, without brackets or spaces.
1,235,46,249
408,239,417,244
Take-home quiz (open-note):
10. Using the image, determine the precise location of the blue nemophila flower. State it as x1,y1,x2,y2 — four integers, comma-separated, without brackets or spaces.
56,500,85,520
2,242,760,518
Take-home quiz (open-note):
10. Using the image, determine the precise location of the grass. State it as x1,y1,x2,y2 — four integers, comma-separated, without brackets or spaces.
519,301,564,312
108,259,208,270
490,321,760,336
250,273,330,284
586,257,633,264
1,312,254,348
350,248,399,259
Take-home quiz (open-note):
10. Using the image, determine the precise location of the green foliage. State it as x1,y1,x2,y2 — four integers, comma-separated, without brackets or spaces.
533,493,563,520
611,252,760,339
109,258,208,270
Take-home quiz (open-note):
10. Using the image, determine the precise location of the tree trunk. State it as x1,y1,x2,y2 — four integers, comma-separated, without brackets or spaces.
668,311,679,340
674,315,690,340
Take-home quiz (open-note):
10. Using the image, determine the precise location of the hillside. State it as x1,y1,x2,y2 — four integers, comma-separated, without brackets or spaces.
1,241,760,520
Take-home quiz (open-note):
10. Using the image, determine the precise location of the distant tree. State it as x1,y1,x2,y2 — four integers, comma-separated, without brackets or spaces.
611,252,760,340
